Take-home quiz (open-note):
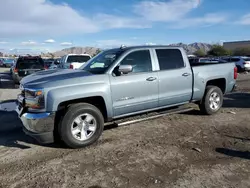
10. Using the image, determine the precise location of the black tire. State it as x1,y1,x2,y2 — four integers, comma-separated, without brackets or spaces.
199,86,223,115
59,103,104,149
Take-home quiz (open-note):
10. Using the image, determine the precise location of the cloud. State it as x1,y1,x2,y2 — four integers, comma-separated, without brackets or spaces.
94,14,150,29
0,0,99,38
238,13,250,25
0,41,9,44
44,39,55,43
21,40,37,46
171,13,228,28
60,42,73,46
134,0,201,22
0,0,149,38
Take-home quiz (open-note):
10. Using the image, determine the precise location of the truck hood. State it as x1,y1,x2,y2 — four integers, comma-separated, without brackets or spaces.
20,69,92,88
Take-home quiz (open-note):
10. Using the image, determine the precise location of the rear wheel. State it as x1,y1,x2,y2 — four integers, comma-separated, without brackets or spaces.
199,86,223,115
59,103,104,148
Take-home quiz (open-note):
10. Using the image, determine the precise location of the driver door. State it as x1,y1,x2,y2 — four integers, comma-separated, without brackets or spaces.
109,49,159,117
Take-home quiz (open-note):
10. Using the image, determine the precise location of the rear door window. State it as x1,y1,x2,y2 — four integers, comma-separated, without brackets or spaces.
156,49,185,70
17,58,44,69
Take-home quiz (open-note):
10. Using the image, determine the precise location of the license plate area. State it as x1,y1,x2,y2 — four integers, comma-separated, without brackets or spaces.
16,94,25,116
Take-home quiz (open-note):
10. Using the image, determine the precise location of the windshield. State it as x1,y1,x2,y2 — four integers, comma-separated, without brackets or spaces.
81,49,124,74
67,55,91,63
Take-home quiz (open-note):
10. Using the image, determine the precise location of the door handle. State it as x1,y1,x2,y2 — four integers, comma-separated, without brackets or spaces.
146,77,157,81
182,73,191,77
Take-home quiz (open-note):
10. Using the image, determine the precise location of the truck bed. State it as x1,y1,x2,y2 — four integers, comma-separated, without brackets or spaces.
191,62,236,101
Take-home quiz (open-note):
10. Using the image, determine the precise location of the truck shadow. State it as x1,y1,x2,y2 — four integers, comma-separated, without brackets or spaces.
216,148,250,160
223,93,250,108
0,129,65,149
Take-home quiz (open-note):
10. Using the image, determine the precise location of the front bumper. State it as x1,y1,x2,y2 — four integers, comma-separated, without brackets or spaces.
19,112,55,144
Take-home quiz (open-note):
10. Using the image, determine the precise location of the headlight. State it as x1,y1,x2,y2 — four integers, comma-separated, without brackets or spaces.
24,88,45,110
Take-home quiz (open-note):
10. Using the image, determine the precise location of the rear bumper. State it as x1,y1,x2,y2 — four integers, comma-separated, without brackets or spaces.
231,84,237,92
19,112,55,144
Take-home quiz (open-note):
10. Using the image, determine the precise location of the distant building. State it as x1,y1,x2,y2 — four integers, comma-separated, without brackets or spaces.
223,40,250,51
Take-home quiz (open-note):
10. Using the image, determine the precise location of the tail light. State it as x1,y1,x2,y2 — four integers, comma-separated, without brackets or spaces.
14,68,18,73
234,67,238,79
44,66,48,70
70,64,74,69
243,62,249,64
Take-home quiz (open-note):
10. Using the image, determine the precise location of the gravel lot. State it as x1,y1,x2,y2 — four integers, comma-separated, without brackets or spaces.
0,68,250,188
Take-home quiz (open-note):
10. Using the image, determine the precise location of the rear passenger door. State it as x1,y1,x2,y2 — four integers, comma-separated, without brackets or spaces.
154,48,193,107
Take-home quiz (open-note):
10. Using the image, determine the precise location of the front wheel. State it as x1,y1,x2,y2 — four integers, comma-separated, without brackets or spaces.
59,103,104,148
199,86,223,115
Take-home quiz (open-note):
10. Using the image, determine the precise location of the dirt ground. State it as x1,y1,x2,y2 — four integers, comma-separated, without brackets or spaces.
0,71,250,188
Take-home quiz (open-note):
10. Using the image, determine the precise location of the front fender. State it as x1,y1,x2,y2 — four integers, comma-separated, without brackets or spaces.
46,83,113,118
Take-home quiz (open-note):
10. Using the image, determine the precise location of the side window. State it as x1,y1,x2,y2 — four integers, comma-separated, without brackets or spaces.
156,49,185,70
119,50,152,73
231,58,240,62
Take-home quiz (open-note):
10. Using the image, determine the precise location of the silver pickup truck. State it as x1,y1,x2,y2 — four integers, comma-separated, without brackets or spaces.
16,45,237,148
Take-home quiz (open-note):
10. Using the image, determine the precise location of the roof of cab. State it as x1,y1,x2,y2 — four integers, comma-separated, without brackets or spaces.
110,45,184,51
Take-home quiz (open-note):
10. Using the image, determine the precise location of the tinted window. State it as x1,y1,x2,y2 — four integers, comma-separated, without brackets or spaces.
17,58,44,69
230,58,240,62
66,55,91,63
156,49,184,70
119,50,152,73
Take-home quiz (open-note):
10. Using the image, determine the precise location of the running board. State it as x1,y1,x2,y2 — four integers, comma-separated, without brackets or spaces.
104,106,193,128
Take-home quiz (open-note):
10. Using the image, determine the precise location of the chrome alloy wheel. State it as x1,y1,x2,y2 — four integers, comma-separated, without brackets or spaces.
209,92,220,110
71,113,97,141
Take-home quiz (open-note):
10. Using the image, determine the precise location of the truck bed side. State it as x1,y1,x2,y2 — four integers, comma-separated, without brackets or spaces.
191,62,236,101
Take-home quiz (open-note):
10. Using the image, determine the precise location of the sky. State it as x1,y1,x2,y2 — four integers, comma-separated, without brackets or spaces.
0,0,250,54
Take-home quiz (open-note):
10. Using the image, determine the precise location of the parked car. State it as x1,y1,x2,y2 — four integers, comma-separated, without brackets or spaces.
2,58,15,67
12,56,47,84
16,45,237,148
58,54,92,69
221,56,250,72
43,58,54,68
48,58,61,69
0,58,4,67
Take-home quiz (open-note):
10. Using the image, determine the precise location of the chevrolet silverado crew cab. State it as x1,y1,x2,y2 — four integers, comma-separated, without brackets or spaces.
16,45,237,148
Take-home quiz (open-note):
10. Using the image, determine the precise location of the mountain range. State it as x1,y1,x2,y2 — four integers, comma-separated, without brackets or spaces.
51,43,213,56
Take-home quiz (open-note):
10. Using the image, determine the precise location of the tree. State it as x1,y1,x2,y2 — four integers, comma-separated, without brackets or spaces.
233,47,250,56
194,49,206,57
207,45,231,56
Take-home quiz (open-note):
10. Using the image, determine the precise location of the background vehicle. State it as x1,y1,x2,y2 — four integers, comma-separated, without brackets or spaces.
16,46,237,148
221,56,250,72
58,54,91,69
49,58,61,69
2,58,15,67
12,56,47,84
188,57,228,64
43,58,54,69
0,58,3,67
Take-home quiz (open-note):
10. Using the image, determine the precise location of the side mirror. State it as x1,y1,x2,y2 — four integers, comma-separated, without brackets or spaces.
118,65,133,74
